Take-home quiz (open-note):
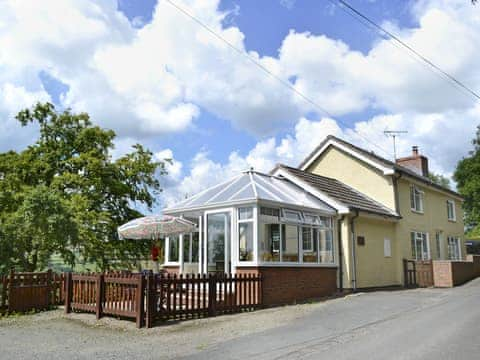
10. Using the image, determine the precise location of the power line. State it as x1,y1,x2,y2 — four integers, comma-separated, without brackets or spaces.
330,0,480,101
164,0,391,157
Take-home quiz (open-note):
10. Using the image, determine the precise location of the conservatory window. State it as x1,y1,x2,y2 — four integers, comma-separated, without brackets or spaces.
260,223,281,262
238,207,254,262
447,236,461,260
281,209,303,223
303,227,318,263
319,229,334,263
282,224,299,262
168,235,179,262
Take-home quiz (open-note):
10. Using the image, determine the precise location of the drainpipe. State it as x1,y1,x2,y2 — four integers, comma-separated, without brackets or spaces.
337,215,345,292
350,210,359,292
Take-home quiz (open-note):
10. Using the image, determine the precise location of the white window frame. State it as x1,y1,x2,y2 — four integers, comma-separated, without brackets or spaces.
447,236,462,260
384,238,392,258
238,206,255,263
447,200,456,222
411,231,430,260
301,226,314,252
410,185,424,214
435,231,443,260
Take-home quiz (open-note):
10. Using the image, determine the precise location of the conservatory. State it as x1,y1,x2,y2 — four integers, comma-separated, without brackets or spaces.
162,170,338,276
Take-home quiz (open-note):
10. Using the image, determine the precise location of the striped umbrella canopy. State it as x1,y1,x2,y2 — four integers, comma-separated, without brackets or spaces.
117,215,197,240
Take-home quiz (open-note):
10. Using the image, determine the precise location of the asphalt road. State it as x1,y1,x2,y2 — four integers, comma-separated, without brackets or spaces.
188,279,480,360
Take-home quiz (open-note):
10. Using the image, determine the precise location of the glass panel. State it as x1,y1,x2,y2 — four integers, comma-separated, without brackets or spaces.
283,209,302,222
192,232,199,263
260,207,280,217
239,222,254,261
303,227,318,263
282,224,299,262
304,214,319,225
320,229,334,263
411,232,416,259
260,224,280,262
169,235,179,262
421,233,429,260
302,227,313,251
207,213,230,273
319,217,331,228
238,207,253,220
183,234,191,263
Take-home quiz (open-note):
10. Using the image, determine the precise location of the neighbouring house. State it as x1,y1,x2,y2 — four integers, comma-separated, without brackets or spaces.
163,135,465,304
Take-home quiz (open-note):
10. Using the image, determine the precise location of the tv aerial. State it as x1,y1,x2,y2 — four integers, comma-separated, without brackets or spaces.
384,130,408,160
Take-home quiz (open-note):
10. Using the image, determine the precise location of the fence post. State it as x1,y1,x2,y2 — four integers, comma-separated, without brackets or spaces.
208,274,216,317
136,275,145,328
46,269,52,308
7,268,14,313
258,274,263,308
96,273,104,320
64,272,72,314
145,273,154,328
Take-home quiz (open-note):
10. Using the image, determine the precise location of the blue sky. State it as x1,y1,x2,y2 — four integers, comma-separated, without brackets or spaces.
39,0,417,166
1,0,479,208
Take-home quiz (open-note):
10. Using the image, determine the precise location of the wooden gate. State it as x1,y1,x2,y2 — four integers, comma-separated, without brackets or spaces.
8,270,52,312
403,259,434,288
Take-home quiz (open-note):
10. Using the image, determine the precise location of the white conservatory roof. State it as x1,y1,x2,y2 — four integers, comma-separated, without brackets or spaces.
164,170,335,214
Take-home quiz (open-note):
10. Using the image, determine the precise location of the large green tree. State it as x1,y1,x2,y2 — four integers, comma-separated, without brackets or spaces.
454,125,480,237
0,103,167,272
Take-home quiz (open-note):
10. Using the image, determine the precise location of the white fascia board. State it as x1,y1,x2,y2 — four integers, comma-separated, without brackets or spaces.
300,139,395,175
272,168,350,214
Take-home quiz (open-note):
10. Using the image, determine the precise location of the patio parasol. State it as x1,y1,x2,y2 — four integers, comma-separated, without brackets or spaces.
118,215,197,272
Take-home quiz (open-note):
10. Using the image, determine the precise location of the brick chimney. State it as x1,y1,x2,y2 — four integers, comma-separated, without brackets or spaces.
396,146,429,177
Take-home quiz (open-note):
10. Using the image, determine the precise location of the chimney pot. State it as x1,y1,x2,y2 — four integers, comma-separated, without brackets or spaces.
412,146,419,156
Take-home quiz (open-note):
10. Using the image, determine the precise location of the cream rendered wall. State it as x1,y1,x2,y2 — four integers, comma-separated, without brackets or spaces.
354,216,399,288
306,146,397,211
395,178,465,264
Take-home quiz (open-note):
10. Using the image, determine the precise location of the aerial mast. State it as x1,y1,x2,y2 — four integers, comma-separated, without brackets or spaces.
384,130,408,160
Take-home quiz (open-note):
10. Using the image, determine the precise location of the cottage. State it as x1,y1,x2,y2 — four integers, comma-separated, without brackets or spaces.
163,136,465,304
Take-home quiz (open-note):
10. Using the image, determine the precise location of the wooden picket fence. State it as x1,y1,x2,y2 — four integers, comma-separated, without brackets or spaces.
65,272,263,328
0,270,65,315
146,273,263,327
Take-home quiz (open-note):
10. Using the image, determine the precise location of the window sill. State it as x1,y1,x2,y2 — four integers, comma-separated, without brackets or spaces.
410,209,424,215
448,219,457,223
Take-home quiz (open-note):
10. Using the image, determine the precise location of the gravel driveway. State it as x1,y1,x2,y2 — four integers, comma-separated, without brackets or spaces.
1,280,480,360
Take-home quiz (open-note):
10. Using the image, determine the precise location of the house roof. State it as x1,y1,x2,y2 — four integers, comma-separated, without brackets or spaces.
272,164,400,219
163,170,336,214
298,135,462,199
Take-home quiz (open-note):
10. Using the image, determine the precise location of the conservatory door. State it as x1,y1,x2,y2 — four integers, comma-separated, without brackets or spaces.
204,210,232,274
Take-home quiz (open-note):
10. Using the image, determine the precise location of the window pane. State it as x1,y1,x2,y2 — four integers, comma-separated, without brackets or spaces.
410,187,415,209
303,227,318,263
320,229,334,263
169,235,179,262
260,207,280,217
238,207,253,220
183,234,191,263
239,222,254,261
260,224,280,262
283,210,302,222
421,233,429,260
410,232,416,259
282,224,299,262
192,232,199,262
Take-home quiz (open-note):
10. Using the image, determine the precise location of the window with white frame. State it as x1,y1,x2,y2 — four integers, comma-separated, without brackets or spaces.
435,231,442,260
447,200,456,221
447,236,461,260
384,238,391,257
259,208,335,265
168,235,179,262
410,186,424,213
238,207,254,261
183,232,200,263
410,231,429,260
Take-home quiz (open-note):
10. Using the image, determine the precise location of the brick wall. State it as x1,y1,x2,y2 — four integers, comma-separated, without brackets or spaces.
433,261,454,287
236,266,337,306
162,266,180,275
433,255,480,287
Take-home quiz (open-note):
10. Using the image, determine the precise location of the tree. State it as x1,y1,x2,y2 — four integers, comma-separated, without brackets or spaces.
454,125,480,237
0,103,167,272
427,172,451,189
